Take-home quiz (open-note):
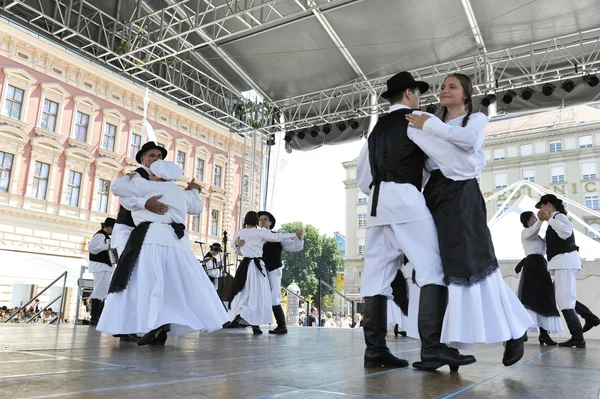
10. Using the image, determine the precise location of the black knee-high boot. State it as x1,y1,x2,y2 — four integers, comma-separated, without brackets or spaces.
575,301,600,333
414,285,476,371
558,309,586,348
89,299,102,326
363,295,408,368
269,305,288,334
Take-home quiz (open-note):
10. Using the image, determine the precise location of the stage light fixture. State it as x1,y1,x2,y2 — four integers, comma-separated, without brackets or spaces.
266,134,276,146
297,130,306,140
542,83,555,96
310,127,319,138
425,104,437,114
323,124,332,134
521,87,534,101
583,74,599,88
481,94,497,107
285,143,292,154
502,90,517,104
284,134,292,143
561,79,575,93
338,121,347,132
349,119,359,129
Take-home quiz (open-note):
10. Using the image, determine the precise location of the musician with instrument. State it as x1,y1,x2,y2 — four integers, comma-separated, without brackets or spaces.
203,243,224,290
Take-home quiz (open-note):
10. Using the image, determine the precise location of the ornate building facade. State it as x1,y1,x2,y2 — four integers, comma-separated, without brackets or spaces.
0,22,263,308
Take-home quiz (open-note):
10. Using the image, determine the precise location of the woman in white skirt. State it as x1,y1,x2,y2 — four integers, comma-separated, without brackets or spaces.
98,160,229,346
406,73,532,368
229,211,301,334
516,211,563,344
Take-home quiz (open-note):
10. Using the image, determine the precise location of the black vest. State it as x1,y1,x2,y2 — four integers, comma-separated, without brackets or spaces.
89,230,112,266
262,242,284,272
368,108,425,216
115,167,150,227
546,214,579,261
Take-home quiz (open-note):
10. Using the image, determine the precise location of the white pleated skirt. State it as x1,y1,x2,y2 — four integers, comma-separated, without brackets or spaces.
526,310,564,334
387,300,406,330
229,260,273,326
441,269,533,347
97,244,229,336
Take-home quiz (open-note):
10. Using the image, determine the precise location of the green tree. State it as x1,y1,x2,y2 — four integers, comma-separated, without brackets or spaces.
279,222,343,299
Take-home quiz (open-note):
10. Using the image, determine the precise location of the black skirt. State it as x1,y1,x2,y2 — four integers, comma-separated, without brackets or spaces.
423,170,498,286
517,254,560,317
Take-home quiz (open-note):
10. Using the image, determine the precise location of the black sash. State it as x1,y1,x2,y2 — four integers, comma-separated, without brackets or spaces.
108,221,186,293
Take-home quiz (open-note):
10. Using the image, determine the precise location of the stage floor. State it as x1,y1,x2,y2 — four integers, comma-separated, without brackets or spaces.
0,324,598,399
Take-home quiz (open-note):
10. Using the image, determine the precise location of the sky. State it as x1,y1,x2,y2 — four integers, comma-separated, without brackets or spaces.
266,138,365,238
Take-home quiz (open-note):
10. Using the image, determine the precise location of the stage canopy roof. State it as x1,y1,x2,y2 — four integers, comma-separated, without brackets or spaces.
3,0,600,148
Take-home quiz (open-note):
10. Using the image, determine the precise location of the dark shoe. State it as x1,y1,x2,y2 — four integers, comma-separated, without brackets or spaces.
393,324,399,337
149,330,168,346
252,326,263,335
559,309,586,348
268,325,288,334
138,325,171,346
89,299,102,326
523,332,528,342
399,330,407,337
363,296,408,368
417,285,476,370
575,301,600,333
503,334,525,366
538,328,557,346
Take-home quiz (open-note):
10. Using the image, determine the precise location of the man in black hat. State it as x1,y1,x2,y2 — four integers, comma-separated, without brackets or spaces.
356,71,475,370
111,142,168,257
234,211,304,334
536,194,600,346
203,243,223,290
87,217,116,326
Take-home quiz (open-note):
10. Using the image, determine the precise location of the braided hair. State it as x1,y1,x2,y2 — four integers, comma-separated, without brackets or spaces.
440,73,474,127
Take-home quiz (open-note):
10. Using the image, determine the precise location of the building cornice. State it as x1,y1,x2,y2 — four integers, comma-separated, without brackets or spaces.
486,123,600,145
486,146,600,169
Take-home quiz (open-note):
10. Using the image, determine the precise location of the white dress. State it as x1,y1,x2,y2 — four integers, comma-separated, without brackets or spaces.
97,176,229,336
414,113,532,346
229,227,297,326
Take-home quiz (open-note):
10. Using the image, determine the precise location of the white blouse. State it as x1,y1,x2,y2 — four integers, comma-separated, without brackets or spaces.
232,228,297,258
521,220,546,256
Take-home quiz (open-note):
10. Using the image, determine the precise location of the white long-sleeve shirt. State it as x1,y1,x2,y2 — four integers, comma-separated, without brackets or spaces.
87,232,113,273
112,174,203,251
232,228,297,258
113,165,151,213
521,220,546,256
546,212,582,270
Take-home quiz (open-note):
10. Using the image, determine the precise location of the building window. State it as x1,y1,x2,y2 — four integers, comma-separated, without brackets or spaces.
40,99,59,132
582,162,597,180
102,123,117,152
32,161,50,200
522,169,535,183
176,150,186,171
494,172,508,189
358,213,367,228
129,133,141,159
585,194,600,210
0,151,14,193
357,238,365,256
195,159,204,181
2,85,24,120
357,270,363,283
213,165,222,187
65,170,82,207
493,148,506,160
210,210,219,236
588,224,600,239
243,175,250,195
192,215,200,232
579,135,593,149
549,140,562,153
73,111,89,142
358,192,368,204
97,179,110,213
551,166,565,183
520,144,533,156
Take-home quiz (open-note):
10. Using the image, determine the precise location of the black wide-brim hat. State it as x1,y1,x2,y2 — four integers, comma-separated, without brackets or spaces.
535,194,560,209
101,217,116,228
257,211,276,229
210,243,223,252
381,71,430,99
135,141,168,164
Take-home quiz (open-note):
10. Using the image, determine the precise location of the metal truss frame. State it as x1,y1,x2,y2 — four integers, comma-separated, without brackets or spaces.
268,27,600,131
0,0,358,134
